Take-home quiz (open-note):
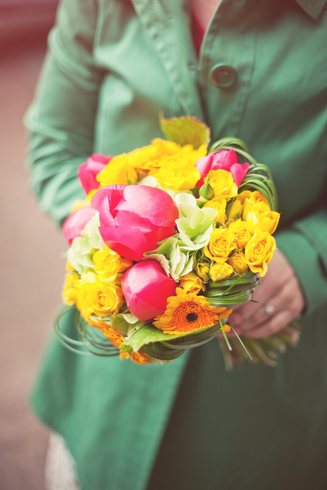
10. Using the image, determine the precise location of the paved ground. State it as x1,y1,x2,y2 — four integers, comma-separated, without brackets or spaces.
0,29,66,489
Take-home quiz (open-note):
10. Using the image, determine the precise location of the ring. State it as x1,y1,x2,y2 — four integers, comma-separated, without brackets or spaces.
263,304,275,316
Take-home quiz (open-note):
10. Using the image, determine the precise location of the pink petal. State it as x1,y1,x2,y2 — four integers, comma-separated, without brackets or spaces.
99,225,149,261
91,185,126,214
195,154,215,187
119,186,178,227
230,162,250,187
211,149,239,172
122,260,177,321
116,211,154,233
78,154,111,194
62,207,95,244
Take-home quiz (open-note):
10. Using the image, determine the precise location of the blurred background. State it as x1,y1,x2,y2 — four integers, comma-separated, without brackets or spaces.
0,1,65,488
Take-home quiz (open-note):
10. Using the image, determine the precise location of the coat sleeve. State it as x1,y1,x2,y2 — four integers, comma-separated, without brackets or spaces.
276,207,327,316
24,0,103,225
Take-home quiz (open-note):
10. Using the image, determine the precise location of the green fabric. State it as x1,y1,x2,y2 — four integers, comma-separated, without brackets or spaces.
25,0,327,489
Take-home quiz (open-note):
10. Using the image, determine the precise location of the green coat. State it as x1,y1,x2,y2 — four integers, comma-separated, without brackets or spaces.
25,0,327,489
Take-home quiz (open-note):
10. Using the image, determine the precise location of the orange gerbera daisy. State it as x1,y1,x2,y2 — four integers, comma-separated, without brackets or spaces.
90,319,150,365
153,288,232,334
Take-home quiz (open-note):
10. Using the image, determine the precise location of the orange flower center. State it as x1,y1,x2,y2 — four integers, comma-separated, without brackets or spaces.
166,301,218,333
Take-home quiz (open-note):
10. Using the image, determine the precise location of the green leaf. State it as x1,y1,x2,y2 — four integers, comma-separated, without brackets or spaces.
159,113,210,149
121,322,222,353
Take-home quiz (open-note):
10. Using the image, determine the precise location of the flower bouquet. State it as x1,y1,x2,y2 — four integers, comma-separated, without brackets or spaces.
56,116,300,368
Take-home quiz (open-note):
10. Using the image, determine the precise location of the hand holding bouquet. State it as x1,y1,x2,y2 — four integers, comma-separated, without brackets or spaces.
57,116,300,368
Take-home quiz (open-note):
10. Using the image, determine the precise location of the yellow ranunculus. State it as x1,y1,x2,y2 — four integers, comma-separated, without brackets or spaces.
127,139,206,178
179,272,204,294
203,197,227,224
151,164,201,190
204,228,236,263
228,219,255,249
209,262,233,281
245,202,280,234
245,230,276,276
76,279,124,318
97,154,137,186
62,272,80,306
196,262,210,282
93,248,132,283
206,169,238,199
228,253,249,275
127,139,182,170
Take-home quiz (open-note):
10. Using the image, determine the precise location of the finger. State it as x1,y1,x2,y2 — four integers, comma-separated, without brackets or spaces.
243,308,296,339
229,282,278,326
238,276,302,333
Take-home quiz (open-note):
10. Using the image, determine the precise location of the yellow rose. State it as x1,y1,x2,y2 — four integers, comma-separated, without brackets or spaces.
77,279,124,318
228,219,255,249
196,262,210,282
242,191,272,220
206,169,238,199
245,230,276,277
228,253,249,275
62,272,80,306
245,202,280,234
209,262,233,281
97,154,137,186
93,248,132,283
203,197,227,224
204,228,236,263
179,272,204,294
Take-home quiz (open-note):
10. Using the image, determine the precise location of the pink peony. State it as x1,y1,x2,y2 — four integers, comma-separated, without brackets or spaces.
122,260,177,321
62,206,95,244
92,185,178,261
78,154,112,195
195,149,249,187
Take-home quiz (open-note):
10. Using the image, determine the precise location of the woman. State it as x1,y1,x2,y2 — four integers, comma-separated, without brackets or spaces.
25,0,327,489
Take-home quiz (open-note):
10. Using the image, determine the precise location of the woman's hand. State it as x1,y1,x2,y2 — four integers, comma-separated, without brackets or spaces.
229,249,305,338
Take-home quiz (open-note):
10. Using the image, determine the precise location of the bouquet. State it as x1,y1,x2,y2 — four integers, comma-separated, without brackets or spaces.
56,116,300,368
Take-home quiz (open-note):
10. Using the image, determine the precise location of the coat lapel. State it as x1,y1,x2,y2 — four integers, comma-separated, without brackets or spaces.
131,0,205,120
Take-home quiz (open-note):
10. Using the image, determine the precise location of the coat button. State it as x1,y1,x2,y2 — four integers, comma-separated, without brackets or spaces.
210,64,237,88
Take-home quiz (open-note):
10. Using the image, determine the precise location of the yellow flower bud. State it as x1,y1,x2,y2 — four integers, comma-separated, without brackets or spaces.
228,253,249,275
226,198,243,219
209,262,233,281
196,263,210,282
179,272,204,294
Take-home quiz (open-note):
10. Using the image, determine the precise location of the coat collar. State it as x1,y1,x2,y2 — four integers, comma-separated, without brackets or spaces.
296,0,327,20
